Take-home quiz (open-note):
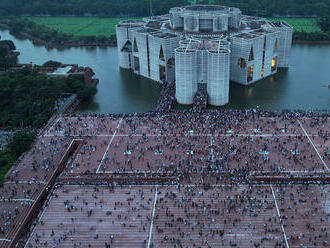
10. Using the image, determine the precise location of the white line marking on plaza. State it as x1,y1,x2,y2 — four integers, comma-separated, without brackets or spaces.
43,133,318,138
0,238,11,242
99,171,165,174
147,186,158,248
181,184,272,187
0,198,35,202
24,194,53,248
96,118,123,173
97,134,128,137
63,184,274,188
270,185,290,248
250,170,326,174
224,234,248,237
298,120,329,170
3,180,47,185
53,116,61,126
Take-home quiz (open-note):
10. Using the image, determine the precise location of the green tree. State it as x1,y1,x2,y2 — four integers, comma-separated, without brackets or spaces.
0,40,16,50
0,66,97,128
77,86,97,101
7,131,35,159
0,157,7,167
43,60,62,67
317,16,330,32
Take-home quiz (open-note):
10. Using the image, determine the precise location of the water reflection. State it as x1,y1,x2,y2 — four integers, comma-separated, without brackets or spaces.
1,28,329,113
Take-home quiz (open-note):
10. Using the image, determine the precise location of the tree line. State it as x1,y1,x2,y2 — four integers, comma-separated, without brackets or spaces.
0,0,329,17
211,0,330,17
0,0,187,17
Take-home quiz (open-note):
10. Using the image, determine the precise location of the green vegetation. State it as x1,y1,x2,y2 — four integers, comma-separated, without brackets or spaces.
0,40,16,50
266,17,330,41
0,0,329,17
293,31,330,42
7,131,35,158
268,18,321,33
65,74,98,101
0,68,63,127
1,17,120,44
317,16,330,32
0,39,18,69
21,16,330,43
1,2,330,44
208,0,330,16
27,17,139,38
42,60,62,67
0,0,188,16
0,67,97,128
0,150,15,185
0,131,35,185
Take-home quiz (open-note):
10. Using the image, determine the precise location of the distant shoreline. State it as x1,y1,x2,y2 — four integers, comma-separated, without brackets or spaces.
292,40,330,44
0,24,117,47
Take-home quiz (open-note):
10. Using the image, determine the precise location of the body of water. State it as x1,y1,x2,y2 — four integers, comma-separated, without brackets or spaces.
1,29,329,113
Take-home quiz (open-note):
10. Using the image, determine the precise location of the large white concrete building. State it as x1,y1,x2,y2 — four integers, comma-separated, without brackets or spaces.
116,5,293,106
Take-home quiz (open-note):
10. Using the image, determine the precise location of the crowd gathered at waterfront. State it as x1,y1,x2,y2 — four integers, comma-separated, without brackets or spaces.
0,88,329,247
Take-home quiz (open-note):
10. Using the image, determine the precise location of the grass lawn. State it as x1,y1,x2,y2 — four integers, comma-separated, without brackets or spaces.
27,16,320,39
27,17,140,37
268,18,321,32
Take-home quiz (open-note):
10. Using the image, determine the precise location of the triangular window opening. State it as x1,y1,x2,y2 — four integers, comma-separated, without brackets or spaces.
249,46,254,61
274,39,278,51
159,46,165,61
121,40,132,52
133,38,139,53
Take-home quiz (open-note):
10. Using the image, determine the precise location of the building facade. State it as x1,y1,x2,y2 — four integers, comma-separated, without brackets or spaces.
116,5,293,106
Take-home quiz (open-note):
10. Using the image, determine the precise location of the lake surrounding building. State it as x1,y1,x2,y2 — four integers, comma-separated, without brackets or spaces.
116,5,293,106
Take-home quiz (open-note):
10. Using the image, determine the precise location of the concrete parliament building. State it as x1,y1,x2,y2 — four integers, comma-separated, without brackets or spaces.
116,5,293,106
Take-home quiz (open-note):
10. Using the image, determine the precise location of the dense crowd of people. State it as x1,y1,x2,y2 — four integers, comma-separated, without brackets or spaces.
0,86,328,247
23,183,329,248
154,81,175,114
47,106,329,186
0,135,69,246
